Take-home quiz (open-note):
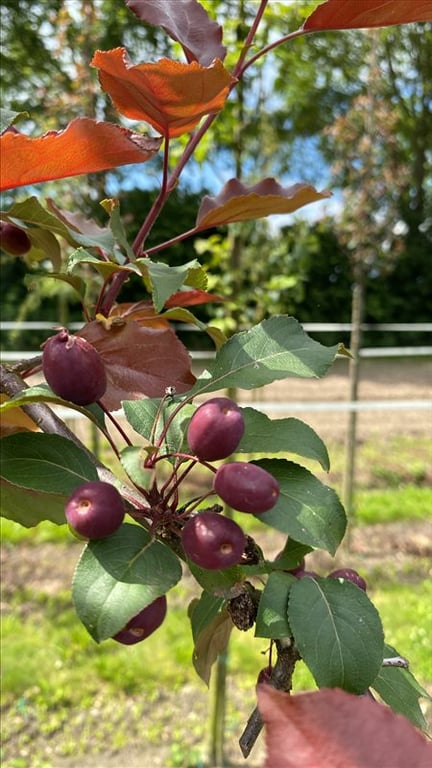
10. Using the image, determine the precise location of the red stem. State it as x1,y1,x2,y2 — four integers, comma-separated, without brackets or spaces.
132,136,171,255
97,399,132,447
142,225,200,258
238,27,311,77
97,3,300,315
232,0,269,79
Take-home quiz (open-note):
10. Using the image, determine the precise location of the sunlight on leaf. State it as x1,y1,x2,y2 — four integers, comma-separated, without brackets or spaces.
164,289,226,308
196,178,331,228
0,394,39,438
289,578,383,692
303,0,432,31
72,524,182,642
92,49,235,138
0,118,162,191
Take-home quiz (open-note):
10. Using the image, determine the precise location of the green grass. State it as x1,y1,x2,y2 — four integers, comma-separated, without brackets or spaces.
0,518,71,545
1,566,430,767
355,484,432,525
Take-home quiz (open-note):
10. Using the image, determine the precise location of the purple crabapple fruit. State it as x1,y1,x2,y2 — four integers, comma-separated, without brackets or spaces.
187,397,245,461
328,568,367,591
213,461,280,514
288,558,306,575
181,511,246,570
112,596,167,645
295,569,319,580
65,481,125,539
42,327,107,405
0,221,31,255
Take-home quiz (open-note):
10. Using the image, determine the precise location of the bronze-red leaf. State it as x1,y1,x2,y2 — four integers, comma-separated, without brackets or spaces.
126,0,226,66
78,316,195,411
303,0,432,31
196,178,331,229
0,118,162,191
92,49,235,139
258,686,432,768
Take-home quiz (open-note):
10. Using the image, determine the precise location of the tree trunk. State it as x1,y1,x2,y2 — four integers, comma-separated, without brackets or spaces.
343,275,365,538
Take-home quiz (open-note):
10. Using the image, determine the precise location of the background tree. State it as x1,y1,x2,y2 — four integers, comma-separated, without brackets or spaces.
1,5,431,349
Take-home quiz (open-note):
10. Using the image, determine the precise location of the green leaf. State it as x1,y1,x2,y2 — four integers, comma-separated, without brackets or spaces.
187,561,244,596
119,446,153,489
47,199,116,252
23,227,62,270
0,108,29,134
136,259,207,313
1,197,113,252
0,433,98,494
189,590,226,644
72,523,182,642
289,577,384,693
371,644,430,732
66,248,140,278
122,398,194,453
271,538,313,571
100,198,135,261
0,384,107,432
162,307,226,349
238,409,330,470
0,478,67,527
255,571,295,639
252,459,346,555
189,316,340,396
192,607,233,686
30,272,86,300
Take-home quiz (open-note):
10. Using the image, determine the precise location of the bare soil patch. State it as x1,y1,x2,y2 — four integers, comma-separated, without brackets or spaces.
234,356,432,442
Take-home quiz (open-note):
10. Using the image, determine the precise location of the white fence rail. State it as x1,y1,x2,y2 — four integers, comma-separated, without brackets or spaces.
1,322,431,416
1,320,432,363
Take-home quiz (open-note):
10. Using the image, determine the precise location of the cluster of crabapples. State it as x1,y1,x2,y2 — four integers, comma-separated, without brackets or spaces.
47,329,365,647
181,396,280,568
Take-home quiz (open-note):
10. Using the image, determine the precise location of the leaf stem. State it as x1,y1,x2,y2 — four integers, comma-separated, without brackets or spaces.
132,135,171,255
97,400,132,447
239,27,312,77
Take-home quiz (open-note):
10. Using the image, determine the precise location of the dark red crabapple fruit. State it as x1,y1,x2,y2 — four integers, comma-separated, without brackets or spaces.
42,327,107,405
328,568,367,591
296,569,319,580
181,511,246,570
187,397,245,461
213,462,280,514
288,558,306,575
112,596,167,645
0,221,31,255
65,481,125,539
